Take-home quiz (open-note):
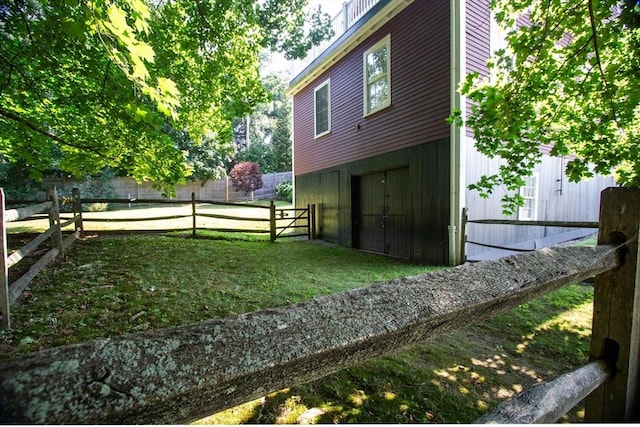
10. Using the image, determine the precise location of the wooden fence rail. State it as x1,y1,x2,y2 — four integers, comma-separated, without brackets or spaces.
0,187,638,423
1,187,82,330
462,211,601,262
477,359,613,423
32,193,315,241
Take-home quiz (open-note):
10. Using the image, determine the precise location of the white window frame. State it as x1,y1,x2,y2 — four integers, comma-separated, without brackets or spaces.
363,34,391,116
314,79,331,138
518,173,539,220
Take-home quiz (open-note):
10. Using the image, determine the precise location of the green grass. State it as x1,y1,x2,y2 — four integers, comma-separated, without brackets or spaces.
1,236,433,359
1,233,594,423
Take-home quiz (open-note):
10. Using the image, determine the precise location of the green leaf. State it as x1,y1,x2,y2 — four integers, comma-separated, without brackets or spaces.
106,4,130,36
20,336,37,345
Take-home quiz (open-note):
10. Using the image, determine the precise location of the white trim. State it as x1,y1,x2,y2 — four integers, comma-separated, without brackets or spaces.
449,0,466,266
363,33,391,116
313,78,331,138
291,95,296,203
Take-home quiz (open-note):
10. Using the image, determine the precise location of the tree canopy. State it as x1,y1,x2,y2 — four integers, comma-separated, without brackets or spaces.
456,0,640,213
0,0,331,193
235,72,292,173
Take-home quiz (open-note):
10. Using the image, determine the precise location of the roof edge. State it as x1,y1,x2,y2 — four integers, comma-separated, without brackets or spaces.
287,0,414,95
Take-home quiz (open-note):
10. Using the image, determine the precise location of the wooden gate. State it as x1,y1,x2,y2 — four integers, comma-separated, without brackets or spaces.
353,168,411,258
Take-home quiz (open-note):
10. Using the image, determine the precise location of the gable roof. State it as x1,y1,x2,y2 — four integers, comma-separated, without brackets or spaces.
287,0,414,96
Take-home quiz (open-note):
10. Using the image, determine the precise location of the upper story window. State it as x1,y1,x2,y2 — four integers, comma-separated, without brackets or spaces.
314,79,331,138
518,173,539,220
363,34,391,116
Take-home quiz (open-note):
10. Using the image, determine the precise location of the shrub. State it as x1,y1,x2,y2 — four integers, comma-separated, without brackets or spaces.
276,179,293,202
229,162,263,198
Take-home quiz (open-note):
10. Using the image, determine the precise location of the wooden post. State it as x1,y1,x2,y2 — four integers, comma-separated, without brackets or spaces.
585,187,640,421
460,207,467,264
307,204,312,240
311,203,317,239
191,192,196,238
72,188,84,237
47,186,64,260
0,188,9,330
270,200,276,242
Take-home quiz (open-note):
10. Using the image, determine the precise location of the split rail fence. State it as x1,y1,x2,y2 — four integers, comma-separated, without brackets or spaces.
63,194,315,241
461,209,600,262
0,187,82,329
0,187,639,423
1,187,314,330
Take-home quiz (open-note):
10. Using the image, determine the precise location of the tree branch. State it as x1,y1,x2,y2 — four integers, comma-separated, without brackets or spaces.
0,107,107,158
588,0,619,125
13,0,34,45
99,60,112,98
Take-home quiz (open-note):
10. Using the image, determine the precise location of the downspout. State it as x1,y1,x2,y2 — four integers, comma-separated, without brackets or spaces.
290,95,296,209
449,0,466,265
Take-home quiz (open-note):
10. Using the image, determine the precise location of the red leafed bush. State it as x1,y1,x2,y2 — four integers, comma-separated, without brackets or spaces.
229,162,263,196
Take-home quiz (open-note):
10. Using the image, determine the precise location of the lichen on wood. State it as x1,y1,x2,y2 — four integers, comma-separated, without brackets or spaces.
0,245,619,424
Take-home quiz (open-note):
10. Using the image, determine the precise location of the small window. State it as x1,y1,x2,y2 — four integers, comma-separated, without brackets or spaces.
364,34,391,116
518,174,539,220
314,79,331,138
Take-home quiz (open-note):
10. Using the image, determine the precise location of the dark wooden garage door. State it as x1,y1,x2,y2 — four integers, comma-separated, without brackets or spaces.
353,168,411,258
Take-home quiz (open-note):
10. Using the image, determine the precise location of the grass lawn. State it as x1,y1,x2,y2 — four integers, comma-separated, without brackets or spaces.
0,231,594,423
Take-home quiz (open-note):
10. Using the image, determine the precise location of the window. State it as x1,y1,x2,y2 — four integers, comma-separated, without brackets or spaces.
518,174,539,220
364,34,391,116
314,79,331,138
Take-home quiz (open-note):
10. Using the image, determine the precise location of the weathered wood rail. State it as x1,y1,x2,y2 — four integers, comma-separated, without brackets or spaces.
463,212,600,261
0,187,638,423
0,187,82,329
34,193,316,241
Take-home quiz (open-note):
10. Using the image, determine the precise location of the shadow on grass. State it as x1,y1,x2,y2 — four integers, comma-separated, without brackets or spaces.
199,284,594,424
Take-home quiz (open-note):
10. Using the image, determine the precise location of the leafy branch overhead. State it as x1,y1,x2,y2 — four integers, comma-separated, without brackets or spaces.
0,0,332,191
456,0,640,214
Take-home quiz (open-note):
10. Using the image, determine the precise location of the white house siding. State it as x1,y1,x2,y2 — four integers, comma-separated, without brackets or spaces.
464,144,616,259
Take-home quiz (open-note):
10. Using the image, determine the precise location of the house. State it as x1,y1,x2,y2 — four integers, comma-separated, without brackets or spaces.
287,0,615,265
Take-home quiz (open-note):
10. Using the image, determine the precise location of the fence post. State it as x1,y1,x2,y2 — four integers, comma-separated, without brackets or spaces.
307,204,312,240
47,186,64,260
0,188,9,330
191,192,196,238
460,207,467,264
585,187,640,421
71,187,84,237
270,200,276,242
311,203,317,239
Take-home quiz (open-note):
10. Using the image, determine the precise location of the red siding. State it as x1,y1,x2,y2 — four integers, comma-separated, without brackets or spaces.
466,0,490,77
293,0,451,176
465,0,490,137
